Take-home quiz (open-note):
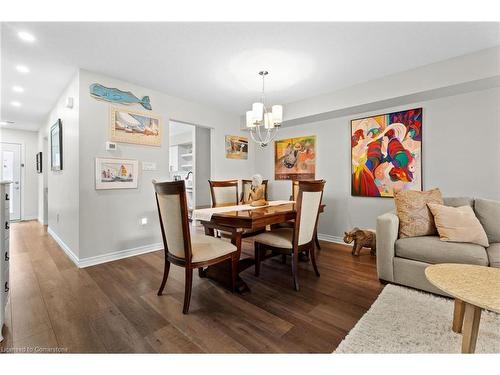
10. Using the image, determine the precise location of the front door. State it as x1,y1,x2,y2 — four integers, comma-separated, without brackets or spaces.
1,143,22,221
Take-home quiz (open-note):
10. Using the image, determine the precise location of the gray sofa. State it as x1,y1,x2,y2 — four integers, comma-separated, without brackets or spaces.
376,197,500,296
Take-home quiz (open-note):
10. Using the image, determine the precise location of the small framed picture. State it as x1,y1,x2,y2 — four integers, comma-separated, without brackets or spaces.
225,135,248,159
36,152,43,173
95,157,139,190
50,119,63,171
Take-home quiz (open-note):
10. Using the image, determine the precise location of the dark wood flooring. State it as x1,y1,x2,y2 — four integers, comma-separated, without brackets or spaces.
0,221,383,353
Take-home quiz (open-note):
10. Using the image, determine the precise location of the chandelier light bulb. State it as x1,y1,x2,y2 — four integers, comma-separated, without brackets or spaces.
264,112,274,129
252,102,264,122
246,111,256,128
272,105,283,125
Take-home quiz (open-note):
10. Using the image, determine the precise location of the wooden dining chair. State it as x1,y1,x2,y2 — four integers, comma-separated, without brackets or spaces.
290,180,300,201
208,180,239,207
240,179,268,203
250,180,325,291
290,179,322,250
153,180,240,314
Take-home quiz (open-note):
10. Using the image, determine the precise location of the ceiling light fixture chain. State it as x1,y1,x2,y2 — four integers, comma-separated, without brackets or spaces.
245,71,283,148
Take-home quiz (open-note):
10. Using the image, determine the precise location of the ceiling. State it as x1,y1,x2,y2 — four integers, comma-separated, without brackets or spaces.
1,22,499,131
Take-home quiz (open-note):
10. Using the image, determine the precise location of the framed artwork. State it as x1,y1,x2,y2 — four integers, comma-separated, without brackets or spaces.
274,135,316,180
36,152,42,173
225,135,248,159
50,119,63,171
110,106,162,146
351,107,422,198
95,157,139,190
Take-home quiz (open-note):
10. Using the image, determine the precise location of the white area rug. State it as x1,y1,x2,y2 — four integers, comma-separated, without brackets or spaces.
335,284,500,353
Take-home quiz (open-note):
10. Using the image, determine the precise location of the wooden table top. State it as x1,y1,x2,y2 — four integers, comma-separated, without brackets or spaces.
425,263,500,313
204,203,325,230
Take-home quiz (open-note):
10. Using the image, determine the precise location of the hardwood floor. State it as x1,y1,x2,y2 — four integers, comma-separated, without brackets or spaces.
0,221,383,353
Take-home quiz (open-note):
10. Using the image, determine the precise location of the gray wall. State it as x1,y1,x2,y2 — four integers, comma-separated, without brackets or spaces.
256,87,500,240
1,128,39,220
77,69,252,260
38,72,80,256
195,126,212,207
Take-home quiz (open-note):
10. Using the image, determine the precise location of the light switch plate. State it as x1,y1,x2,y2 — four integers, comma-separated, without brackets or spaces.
142,161,157,171
106,141,117,151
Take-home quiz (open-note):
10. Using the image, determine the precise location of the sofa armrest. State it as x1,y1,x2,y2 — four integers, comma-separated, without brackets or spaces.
376,212,399,282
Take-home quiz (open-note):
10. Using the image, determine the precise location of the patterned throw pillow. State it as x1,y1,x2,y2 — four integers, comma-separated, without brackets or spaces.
394,188,444,238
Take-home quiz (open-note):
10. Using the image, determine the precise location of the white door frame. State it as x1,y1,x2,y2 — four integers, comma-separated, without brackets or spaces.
1,142,22,221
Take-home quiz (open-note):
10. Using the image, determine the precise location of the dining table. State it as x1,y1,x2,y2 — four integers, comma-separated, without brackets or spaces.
192,201,325,294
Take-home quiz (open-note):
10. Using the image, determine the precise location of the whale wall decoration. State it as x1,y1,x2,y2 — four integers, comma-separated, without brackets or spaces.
89,83,152,110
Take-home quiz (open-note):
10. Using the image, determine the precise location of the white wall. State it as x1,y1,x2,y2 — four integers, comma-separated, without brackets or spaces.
284,47,500,123
256,87,500,240
1,128,39,220
77,69,252,261
38,72,80,257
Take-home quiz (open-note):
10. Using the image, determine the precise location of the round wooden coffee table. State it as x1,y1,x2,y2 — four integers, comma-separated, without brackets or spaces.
425,263,500,353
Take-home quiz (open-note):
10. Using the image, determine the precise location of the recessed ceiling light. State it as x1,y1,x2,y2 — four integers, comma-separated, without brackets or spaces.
18,31,36,43
12,85,24,93
10,101,22,107
0,120,15,126
16,65,30,74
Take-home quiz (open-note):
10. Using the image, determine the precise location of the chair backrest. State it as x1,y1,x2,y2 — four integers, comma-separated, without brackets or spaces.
209,180,239,207
294,180,325,246
153,180,192,262
241,179,268,203
290,180,300,201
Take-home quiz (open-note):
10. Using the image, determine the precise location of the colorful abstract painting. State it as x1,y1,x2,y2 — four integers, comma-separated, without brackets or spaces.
275,135,316,180
225,135,248,159
351,108,422,197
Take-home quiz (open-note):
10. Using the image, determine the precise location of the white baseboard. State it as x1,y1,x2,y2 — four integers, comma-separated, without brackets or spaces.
47,226,163,268
21,215,38,221
317,233,348,246
78,243,163,268
47,227,80,267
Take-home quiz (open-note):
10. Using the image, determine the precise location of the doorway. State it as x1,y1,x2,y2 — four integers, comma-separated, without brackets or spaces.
1,142,22,221
168,120,212,212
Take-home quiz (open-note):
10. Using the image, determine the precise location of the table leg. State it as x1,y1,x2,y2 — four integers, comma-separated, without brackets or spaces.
461,303,481,353
204,225,215,237
202,230,253,294
452,299,465,333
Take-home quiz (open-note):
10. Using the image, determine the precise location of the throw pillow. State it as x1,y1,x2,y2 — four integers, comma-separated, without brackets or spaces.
427,203,489,247
394,188,443,238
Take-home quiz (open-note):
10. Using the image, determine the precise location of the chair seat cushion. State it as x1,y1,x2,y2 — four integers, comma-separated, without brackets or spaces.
190,233,237,263
487,243,500,268
395,236,488,266
252,228,294,249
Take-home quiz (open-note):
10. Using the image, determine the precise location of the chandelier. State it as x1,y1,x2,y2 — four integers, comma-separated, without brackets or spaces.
245,71,283,147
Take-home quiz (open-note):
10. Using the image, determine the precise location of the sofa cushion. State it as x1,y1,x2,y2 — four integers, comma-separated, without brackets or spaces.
443,197,474,208
487,243,500,268
474,198,500,243
427,203,489,247
395,236,489,266
394,188,443,238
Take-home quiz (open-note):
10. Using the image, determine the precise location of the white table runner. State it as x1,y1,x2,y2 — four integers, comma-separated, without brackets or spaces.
191,200,294,222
